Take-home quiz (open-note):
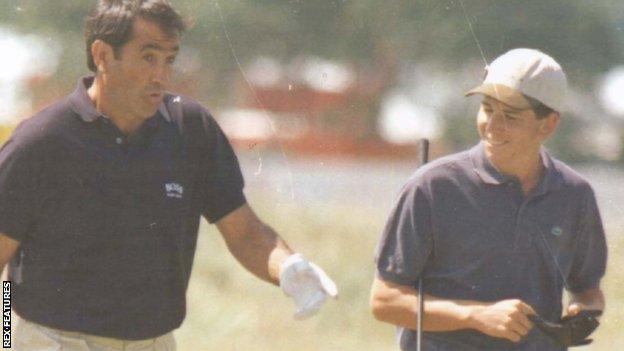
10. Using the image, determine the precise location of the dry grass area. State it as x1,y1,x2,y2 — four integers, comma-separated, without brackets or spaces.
175,193,624,350
592,218,624,351
175,196,395,350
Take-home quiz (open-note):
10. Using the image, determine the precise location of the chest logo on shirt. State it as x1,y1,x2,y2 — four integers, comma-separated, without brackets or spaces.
165,182,184,199
551,226,563,236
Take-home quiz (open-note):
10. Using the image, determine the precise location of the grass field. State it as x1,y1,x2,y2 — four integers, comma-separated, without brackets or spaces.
175,191,624,350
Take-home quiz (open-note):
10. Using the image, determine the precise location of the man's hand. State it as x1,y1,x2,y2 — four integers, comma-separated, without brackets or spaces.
529,287,605,346
529,310,601,347
468,299,535,343
568,288,605,317
0,234,20,274
279,254,338,319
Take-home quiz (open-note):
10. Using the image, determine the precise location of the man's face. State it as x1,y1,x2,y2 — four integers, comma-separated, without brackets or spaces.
477,95,554,167
104,18,179,120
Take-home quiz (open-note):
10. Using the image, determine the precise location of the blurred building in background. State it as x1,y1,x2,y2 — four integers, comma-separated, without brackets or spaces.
218,55,426,158
0,0,623,163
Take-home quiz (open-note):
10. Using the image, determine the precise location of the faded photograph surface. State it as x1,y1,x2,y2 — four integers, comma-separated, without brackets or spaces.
0,1,623,350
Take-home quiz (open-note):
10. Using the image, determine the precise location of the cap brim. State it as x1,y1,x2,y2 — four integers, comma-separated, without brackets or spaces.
465,83,531,110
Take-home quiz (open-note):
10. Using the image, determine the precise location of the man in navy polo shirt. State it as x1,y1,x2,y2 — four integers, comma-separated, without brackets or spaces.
0,1,336,350
370,48,607,350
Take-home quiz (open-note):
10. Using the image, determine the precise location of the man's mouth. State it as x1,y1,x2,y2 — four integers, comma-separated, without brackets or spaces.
147,92,163,103
485,139,508,147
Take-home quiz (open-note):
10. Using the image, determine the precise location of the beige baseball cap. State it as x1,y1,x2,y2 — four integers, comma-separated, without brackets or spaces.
466,48,567,112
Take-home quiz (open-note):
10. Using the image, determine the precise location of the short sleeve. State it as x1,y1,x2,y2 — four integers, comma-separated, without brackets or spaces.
200,112,246,223
0,138,40,242
374,178,433,287
567,186,607,293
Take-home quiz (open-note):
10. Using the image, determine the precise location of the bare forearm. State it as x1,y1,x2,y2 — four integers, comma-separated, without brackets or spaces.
370,278,476,332
227,222,293,285
378,296,476,332
216,205,294,285
370,277,539,343
371,277,536,342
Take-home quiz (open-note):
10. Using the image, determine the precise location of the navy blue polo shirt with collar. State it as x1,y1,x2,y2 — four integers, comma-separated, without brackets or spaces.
375,142,607,351
0,76,246,339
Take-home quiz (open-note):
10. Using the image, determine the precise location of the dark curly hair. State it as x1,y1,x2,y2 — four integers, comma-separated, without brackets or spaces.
84,0,186,72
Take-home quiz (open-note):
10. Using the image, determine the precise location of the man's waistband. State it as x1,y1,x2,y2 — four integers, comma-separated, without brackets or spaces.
18,317,174,349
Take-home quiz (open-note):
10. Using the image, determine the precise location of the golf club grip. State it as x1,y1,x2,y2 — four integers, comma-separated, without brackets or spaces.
417,138,429,351
420,139,429,165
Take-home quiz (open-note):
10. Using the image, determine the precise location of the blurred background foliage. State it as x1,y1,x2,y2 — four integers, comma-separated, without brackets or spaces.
1,1,623,163
1,0,622,80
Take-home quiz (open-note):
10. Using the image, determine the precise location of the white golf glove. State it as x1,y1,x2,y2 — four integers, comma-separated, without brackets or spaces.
279,253,338,320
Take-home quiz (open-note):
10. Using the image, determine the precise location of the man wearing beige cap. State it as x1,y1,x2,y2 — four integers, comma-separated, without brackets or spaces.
371,48,607,350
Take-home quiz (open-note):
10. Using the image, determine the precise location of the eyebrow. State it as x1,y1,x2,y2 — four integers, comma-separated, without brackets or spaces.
140,43,180,53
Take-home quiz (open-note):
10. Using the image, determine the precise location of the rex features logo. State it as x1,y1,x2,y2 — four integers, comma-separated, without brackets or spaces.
165,182,184,199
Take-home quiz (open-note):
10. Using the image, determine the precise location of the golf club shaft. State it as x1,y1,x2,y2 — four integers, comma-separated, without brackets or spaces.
417,138,429,351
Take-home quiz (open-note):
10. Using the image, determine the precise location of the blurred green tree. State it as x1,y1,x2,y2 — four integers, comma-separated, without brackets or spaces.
1,0,622,159
2,0,621,87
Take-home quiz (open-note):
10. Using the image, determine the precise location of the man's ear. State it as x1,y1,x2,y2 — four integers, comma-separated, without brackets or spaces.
91,39,115,73
539,112,561,140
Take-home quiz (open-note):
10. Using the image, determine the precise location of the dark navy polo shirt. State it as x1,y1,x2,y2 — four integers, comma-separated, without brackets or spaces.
375,143,607,351
0,76,246,339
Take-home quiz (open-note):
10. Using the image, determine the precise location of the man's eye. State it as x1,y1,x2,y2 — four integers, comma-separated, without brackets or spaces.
505,114,518,120
166,56,176,65
144,54,155,63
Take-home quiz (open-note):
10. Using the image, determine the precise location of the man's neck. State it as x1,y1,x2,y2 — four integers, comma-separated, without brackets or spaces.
87,76,145,135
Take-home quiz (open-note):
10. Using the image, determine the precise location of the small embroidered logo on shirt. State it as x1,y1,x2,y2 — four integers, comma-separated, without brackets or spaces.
551,226,563,236
165,182,183,199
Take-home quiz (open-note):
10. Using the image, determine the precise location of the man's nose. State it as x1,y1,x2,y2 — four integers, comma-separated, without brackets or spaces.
151,62,171,86
486,112,506,133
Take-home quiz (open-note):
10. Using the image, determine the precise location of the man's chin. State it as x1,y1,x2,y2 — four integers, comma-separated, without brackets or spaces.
483,142,512,159
138,105,161,118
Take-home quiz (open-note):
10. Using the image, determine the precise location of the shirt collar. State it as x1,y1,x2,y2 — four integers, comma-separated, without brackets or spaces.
470,141,563,193
534,148,564,195
68,75,172,123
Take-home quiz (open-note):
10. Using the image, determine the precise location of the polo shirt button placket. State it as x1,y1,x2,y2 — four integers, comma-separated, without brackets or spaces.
510,183,532,250
515,197,539,252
